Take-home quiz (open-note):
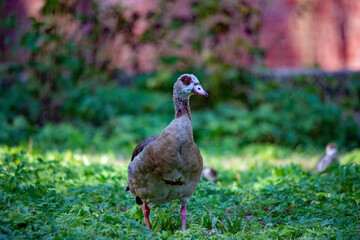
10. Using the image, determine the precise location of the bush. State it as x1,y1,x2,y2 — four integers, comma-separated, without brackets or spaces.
1,77,359,153
193,85,359,151
0,1,359,153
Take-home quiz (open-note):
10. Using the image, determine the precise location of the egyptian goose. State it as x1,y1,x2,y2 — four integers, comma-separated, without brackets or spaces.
201,167,217,183
316,143,339,173
127,74,208,231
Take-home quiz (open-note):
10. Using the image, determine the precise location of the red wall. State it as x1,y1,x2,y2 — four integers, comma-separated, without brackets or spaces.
3,0,360,71
260,0,360,71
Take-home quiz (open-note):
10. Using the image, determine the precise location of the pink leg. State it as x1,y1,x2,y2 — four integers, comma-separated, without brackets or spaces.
180,204,187,232
142,203,151,229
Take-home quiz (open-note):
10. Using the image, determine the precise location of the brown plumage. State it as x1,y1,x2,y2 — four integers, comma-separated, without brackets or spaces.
127,74,208,231
126,135,159,195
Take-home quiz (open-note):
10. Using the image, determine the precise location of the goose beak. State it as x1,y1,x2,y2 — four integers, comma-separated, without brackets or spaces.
192,84,208,97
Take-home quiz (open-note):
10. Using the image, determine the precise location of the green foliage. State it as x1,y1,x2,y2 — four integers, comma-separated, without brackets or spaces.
34,113,170,155
0,1,358,238
193,87,358,151
0,0,359,152
249,84,359,148
36,123,88,150
341,149,360,164
1,73,358,153
1,79,358,154
1,147,359,239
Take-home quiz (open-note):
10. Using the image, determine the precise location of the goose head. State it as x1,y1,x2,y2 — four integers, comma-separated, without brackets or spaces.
173,74,208,99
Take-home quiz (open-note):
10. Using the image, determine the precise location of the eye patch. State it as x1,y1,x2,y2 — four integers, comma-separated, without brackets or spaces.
180,75,192,85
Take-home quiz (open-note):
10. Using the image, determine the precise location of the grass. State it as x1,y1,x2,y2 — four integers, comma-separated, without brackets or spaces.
0,145,359,239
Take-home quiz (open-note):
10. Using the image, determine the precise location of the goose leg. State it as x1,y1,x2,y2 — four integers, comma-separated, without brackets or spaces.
142,203,151,229
180,204,187,232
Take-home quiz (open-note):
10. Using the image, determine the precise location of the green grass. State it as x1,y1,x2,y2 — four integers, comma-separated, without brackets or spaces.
0,146,359,239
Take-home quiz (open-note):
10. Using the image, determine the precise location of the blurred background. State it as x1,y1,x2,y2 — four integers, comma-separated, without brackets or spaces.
0,0,359,163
